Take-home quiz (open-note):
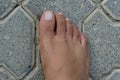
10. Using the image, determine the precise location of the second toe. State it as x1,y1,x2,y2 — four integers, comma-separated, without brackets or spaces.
55,13,66,36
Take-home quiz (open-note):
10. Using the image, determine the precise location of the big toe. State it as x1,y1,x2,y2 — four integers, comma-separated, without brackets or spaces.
39,11,55,39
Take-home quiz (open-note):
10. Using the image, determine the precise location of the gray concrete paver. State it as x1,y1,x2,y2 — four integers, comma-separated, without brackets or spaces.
0,7,35,78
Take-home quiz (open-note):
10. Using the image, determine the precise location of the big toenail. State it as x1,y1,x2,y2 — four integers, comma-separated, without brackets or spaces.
44,11,53,21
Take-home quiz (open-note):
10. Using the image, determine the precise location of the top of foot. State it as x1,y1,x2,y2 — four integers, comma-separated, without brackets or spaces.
39,11,89,80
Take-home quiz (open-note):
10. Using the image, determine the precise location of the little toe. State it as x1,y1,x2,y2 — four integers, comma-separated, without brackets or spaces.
66,18,73,38
55,13,66,36
39,10,55,39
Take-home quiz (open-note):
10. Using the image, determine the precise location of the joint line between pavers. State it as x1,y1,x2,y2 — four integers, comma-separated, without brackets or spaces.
21,2,47,79
19,6,39,80
81,7,96,32
101,5,120,24
0,3,19,21
101,0,120,21
101,67,120,80
91,0,104,4
21,6,39,45
0,64,18,79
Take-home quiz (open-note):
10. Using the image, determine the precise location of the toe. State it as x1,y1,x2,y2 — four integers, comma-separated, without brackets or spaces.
80,33,88,47
66,18,73,38
39,10,55,39
55,13,66,36
73,25,80,41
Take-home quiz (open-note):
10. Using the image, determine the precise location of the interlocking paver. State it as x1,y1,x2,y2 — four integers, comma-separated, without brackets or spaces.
29,70,43,80
106,69,120,80
24,67,44,80
0,7,35,78
0,0,120,80
0,0,17,19
23,0,95,26
0,66,16,80
24,70,44,80
83,8,120,80
102,0,120,20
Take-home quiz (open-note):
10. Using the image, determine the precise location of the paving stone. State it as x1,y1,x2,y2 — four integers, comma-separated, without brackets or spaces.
106,69,120,80
27,69,44,80
0,0,119,79
83,8,120,80
23,0,95,26
0,0,17,19
24,67,44,80
0,66,16,80
89,77,93,80
0,7,35,78
102,0,120,20
24,46,44,80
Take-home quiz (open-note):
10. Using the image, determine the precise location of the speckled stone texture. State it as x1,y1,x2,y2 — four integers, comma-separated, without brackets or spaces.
83,8,120,80
0,7,35,79
102,0,120,20
0,0,17,19
106,69,120,80
0,66,16,80
23,0,95,26
0,0,120,80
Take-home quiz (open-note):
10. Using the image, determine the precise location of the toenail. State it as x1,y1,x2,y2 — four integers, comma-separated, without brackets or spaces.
66,18,70,20
44,11,53,21
58,12,63,15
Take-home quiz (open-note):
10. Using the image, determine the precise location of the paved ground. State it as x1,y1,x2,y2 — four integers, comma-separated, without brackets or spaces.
0,0,120,80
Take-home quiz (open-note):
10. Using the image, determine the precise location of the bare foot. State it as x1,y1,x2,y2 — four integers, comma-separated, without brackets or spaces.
39,11,89,80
